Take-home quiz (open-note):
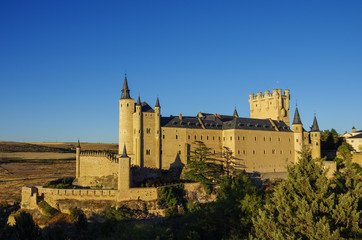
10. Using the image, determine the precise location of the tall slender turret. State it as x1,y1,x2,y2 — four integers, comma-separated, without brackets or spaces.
119,74,135,155
310,115,321,159
292,107,303,162
118,144,131,191
155,97,161,169
134,95,142,166
76,139,81,178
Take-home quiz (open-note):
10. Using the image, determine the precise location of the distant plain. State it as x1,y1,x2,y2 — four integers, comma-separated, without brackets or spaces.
0,141,118,203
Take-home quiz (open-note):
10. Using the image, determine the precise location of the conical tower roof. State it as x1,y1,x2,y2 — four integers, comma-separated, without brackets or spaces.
311,115,320,132
155,96,160,108
292,107,302,125
136,95,141,106
121,74,131,99
233,107,239,118
121,144,128,158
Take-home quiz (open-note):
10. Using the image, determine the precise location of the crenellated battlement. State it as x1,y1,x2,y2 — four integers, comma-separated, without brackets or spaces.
80,151,119,163
249,89,290,101
249,89,290,126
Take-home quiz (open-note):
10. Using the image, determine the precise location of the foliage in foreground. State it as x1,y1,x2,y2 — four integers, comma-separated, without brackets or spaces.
184,141,223,193
252,150,361,239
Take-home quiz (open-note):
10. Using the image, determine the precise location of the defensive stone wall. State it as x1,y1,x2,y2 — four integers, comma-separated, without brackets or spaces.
352,153,362,165
21,182,211,214
74,151,119,189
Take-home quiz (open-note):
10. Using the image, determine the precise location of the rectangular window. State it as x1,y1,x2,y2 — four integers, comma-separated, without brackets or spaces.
146,149,151,155
163,135,165,139
188,135,190,140
176,135,178,139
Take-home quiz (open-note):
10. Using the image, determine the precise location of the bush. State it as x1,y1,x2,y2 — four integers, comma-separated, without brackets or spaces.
159,184,185,217
43,177,74,189
104,206,134,221
14,211,40,240
39,201,58,219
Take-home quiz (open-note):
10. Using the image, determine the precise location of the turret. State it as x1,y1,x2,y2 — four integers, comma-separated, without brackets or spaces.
310,115,321,159
119,74,135,156
292,107,303,162
352,126,356,134
233,107,239,118
155,97,161,169
134,95,142,166
118,145,131,191
76,139,81,178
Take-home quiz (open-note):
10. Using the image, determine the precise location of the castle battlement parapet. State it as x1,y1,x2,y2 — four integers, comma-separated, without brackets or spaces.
80,151,119,163
248,89,290,101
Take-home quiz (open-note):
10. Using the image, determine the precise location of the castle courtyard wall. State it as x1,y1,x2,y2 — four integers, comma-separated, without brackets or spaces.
75,154,119,189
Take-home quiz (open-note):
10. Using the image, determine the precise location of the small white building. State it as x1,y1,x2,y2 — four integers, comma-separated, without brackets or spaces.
345,127,362,152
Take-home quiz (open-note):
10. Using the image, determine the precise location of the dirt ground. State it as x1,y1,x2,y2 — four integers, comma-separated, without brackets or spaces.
0,142,118,204
0,152,75,203
26,142,118,151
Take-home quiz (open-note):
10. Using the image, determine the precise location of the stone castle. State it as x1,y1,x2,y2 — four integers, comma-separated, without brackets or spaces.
20,74,323,213
74,74,321,189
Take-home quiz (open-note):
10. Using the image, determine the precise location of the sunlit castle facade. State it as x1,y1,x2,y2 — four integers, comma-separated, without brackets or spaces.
118,75,321,173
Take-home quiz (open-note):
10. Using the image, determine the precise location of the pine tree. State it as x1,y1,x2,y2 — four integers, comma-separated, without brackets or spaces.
252,148,361,239
184,141,223,193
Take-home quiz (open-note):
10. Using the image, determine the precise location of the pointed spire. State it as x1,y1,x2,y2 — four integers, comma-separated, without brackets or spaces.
311,115,320,132
292,107,302,125
121,144,128,158
77,139,80,148
233,107,239,118
136,95,141,106
155,96,160,108
121,74,131,99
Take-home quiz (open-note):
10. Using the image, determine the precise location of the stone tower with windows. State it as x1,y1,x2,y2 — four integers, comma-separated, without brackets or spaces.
119,74,135,156
310,115,321,159
292,107,303,162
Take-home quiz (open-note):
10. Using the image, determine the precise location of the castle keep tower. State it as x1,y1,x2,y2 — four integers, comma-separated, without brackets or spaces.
249,89,290,126
310,115,321,159
119,74,135,156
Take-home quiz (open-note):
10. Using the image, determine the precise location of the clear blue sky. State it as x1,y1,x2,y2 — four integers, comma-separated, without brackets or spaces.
1,1,361,143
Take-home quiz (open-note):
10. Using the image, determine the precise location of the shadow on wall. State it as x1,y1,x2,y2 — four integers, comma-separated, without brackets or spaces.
131,155,185,187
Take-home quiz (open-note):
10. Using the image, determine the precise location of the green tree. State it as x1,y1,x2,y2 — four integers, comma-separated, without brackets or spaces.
220,147,243,177
337,142,354,168
14,211,40,240
252,149,361,239
184,141,223,193
321,128,344,150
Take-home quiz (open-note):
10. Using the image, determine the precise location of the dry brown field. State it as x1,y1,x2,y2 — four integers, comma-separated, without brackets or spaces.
0,141,118,203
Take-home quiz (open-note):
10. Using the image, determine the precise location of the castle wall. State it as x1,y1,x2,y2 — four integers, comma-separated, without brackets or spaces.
160,126,294,173
75,154,119,189
21,183,211,214
161,127,188,169
232,129,294,172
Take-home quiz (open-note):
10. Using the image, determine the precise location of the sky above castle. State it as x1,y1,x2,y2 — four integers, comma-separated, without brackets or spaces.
1,1,361,143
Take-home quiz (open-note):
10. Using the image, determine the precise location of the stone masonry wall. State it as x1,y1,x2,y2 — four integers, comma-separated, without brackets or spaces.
74,153,119,189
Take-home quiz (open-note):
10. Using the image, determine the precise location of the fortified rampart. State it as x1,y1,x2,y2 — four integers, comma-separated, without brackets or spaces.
20,182,212,215
74,151,119,189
